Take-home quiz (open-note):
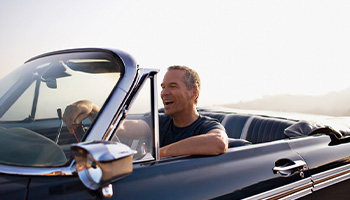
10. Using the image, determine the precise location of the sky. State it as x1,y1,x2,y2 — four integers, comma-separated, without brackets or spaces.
1,0,350,106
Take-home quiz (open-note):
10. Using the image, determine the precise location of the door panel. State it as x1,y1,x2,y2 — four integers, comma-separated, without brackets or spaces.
112,140,312,200
27,176,93,200
0,174,29,200
288,135,350,199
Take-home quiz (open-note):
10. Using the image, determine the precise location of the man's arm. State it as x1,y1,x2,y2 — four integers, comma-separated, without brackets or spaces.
63,100,151,139
160,129,228,158
116,120,151,139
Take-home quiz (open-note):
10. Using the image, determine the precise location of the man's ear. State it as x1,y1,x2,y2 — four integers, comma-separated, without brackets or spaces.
192,88,198,99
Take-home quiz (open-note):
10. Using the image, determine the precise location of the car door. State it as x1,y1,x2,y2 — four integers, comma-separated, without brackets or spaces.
288,134,350,199
103,139,311,200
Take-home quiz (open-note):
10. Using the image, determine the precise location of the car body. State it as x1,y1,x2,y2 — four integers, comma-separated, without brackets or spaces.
0,48,349,199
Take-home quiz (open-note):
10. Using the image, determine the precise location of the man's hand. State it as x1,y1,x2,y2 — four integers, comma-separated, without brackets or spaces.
63,100,100,133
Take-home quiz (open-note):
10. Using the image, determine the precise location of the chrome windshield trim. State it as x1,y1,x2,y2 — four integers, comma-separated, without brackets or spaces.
0,162,75,176
312,163,350,192
86,49,138,141
150,73,160,161
96,67,143,142
243,178,313,200
126,68,159,162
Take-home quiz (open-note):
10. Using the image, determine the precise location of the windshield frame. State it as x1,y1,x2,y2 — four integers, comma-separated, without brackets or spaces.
0,48,141,175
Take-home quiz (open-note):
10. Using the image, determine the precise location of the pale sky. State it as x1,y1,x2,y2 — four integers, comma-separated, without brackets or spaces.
1,0,350,106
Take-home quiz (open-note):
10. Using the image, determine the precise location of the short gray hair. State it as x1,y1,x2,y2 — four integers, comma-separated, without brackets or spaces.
167,65,201,104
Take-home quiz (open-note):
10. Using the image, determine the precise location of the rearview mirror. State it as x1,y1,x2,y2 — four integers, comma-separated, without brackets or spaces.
41,77,57,89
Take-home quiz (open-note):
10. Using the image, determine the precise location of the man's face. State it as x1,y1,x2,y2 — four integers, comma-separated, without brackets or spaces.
160,70,195,117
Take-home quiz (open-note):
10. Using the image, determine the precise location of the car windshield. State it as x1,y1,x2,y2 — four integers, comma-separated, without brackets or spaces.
0,51,122,167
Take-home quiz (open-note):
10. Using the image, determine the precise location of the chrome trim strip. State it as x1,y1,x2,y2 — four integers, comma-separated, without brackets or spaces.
97,69,140,140
243,178,312,200
102,106,125,141
151,73,160,161
312,163,350,192
0,162,75,176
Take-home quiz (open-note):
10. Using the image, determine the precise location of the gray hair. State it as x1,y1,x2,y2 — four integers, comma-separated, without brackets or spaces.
167,65,201,104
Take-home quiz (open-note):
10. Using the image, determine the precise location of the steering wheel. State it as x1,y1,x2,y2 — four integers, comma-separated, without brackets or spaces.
55,108,86,144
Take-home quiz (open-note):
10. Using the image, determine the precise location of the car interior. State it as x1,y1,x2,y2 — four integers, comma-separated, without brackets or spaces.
200,111,297,147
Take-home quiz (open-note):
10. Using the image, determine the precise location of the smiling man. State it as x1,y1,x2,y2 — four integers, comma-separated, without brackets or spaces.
63,66,228,158
158,65,228,157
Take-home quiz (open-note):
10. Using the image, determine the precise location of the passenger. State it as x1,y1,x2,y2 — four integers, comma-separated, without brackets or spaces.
63,65,228,158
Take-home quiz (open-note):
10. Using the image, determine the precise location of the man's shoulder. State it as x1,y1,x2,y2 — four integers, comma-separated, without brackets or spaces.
197,115,225,130
159,113,171,120
198,115,220,123
159,113,173,125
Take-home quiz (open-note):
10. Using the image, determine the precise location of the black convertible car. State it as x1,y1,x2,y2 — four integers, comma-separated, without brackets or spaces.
0,48,349,199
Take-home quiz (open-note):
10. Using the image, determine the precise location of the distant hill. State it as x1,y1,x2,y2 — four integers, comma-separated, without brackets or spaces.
223,87,350,116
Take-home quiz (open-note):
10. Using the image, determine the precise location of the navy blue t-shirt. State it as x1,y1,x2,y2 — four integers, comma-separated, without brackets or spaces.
158,114,225,147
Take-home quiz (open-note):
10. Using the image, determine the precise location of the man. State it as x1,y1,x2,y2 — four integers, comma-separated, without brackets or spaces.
158,65,228,157
63,66,228,158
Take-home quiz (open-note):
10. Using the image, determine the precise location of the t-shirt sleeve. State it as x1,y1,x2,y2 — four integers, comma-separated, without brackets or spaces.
199,116,225,134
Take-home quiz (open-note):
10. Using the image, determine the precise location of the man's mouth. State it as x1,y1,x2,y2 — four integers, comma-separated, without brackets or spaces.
163,100,174,106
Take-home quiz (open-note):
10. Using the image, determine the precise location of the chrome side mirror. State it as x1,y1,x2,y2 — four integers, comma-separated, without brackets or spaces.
71,141,135,194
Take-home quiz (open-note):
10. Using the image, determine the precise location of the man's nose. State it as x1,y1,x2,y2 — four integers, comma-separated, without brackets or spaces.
161,87,170,96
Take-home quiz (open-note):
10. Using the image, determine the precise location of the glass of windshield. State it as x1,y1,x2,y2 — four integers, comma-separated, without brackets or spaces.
0,51,123,167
